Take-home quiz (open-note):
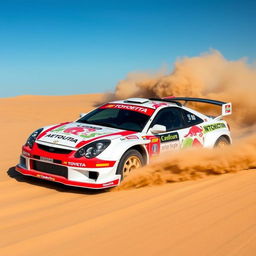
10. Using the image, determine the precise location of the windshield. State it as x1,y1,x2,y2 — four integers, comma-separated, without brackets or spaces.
77,108,151,132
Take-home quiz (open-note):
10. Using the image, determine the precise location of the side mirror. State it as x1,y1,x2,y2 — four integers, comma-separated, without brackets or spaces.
79,113,87,118
150,124,166,134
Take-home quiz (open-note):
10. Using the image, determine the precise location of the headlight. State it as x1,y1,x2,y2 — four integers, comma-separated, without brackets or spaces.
75,140,111,159
25,128,43,148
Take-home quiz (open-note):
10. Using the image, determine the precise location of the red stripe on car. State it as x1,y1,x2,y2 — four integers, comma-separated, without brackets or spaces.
16,165,119,189
37,122,70,139
100,103,155,116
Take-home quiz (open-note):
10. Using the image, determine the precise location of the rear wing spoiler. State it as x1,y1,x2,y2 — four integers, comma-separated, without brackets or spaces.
150,97,232,119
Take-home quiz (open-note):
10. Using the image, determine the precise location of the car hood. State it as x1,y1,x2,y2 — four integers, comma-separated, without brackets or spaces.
37,122,131,148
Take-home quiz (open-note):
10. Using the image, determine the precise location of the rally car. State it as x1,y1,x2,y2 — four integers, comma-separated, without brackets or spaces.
16,97,232,189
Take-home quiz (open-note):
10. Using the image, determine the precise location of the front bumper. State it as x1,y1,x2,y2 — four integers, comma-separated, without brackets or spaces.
16,165,120,189
16,154,121,189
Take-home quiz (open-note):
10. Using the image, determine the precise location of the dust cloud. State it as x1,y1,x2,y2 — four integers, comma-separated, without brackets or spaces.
112,50,256,190
115,134,256,190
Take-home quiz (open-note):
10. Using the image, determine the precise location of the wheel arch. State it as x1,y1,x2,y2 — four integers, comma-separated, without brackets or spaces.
218,134,231,144
115,145,148,177
203,130,232,148
125,144,148,165
214,134,231,147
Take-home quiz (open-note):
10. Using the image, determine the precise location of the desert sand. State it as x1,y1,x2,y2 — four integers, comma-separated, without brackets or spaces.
0,94,255,256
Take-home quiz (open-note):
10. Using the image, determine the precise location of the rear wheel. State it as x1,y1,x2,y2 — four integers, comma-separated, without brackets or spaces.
116,149,143,180
215,136,230,148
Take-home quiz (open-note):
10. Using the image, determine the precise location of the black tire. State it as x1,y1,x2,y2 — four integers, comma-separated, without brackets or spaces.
116,149,144,180
214,136,230,148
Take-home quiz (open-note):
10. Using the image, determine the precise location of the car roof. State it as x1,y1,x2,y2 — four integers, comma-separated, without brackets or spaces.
109,97,180,110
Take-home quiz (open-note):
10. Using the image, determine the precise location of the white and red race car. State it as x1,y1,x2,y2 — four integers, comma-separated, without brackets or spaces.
16,97,232,189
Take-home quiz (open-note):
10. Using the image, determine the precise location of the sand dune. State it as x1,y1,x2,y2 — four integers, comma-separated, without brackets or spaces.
0,95,255,256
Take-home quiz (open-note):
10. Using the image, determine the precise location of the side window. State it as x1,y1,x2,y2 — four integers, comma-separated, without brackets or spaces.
150,107,185,131
181,109,203,126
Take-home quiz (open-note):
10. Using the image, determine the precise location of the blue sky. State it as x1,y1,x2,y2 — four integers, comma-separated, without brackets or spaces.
0,0,255,97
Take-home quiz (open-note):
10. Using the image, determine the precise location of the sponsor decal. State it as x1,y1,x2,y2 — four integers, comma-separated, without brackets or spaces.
182,137,202,148
151,138,159,143
101,104,154,116
63,161,86,167
225,104,231,114
151,102,169,109
126,135,139,140
64,127,92,135
144,136,161,156
158,132,179,143
40,156,54,163
52,125,105,139
203,123,226,133
161,141,180,152
152,144,158,153
45,133,78,143
79,132,109,139
52,126,67,132
182,125,204,148
121,135,139,141
36,174,55,181
184,126,203,137
102,181,114,187
64,126,100,134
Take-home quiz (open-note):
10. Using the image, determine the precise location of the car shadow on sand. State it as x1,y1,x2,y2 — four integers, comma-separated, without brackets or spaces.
7,166,109,195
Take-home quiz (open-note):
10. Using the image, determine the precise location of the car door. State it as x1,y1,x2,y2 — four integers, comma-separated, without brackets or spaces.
178,108,205,148
148,107,204,153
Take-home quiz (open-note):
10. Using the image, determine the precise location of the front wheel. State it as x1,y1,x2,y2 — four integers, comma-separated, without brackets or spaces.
116,149,143,180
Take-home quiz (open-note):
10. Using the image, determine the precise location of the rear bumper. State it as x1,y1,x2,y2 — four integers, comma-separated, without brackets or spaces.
16,165,120,189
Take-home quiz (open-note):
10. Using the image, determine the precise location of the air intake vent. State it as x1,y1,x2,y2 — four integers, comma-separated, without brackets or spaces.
88,171,99,181
124,98,149,104
32,160,68,179
37,144,72,154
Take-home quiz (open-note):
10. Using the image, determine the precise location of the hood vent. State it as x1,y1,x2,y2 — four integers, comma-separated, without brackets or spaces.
124,98,149,104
